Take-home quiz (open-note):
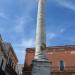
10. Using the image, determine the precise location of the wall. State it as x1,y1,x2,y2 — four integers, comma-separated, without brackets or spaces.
17,64,24,75
23,45,75,75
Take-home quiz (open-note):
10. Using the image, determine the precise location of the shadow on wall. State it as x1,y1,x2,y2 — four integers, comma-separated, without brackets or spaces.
23,63,32,75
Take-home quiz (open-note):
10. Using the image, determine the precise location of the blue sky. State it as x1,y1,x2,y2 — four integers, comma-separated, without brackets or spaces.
0,0,75,64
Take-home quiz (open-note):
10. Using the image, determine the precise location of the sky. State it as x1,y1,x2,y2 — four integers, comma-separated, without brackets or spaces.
0,0,75,64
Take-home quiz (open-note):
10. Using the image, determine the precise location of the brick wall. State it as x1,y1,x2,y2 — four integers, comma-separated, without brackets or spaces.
23,45,75,75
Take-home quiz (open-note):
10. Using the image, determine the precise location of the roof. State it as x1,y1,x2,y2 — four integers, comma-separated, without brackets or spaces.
1,42,18,62
26,45,75,53
8,43,18,62
0,34,18,62
0,34,3,42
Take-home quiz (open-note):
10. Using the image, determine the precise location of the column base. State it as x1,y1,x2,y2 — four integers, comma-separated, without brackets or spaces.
31,59,51,75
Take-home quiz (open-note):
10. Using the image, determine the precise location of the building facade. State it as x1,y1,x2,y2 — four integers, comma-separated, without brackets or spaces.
0,35,6,75
5,43,18,75
16,64,24,75
0,35,18,75
23,45,75,75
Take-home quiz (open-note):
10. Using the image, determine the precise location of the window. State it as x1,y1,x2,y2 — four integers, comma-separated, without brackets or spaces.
59,60,64,71
1,59,3,69
59,49,64,51
71,51,75,54
11,62,13,67
8,58,12,65
72,74,75,75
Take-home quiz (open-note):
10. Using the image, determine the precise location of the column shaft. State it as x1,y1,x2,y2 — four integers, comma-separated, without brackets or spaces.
35,0,46,59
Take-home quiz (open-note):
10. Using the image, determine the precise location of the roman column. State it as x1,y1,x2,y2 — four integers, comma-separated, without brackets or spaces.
35,0,46,59
31,0,51,75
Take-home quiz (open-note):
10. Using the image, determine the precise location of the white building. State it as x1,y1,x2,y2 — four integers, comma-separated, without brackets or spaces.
17,64,24,75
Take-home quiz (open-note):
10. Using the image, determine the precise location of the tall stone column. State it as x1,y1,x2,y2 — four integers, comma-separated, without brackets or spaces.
31,0,51,75
35,0,46,59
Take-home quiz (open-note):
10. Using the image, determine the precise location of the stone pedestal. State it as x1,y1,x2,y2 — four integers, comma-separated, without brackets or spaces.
31,59,51,75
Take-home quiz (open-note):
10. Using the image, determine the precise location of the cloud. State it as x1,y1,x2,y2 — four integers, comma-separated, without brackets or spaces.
56,0,75,12
0,27,4,32
0,12,8,19
47,33,56,39
13,38,35,49
13,16,34,33
47,28,66,45
20,38,35,48
60,28,65,33
11,0,36,33
13,16,25,33
0,0,36,64
13,38,35,64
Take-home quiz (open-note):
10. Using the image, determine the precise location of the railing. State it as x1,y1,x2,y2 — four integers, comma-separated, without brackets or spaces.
51,66,75,72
